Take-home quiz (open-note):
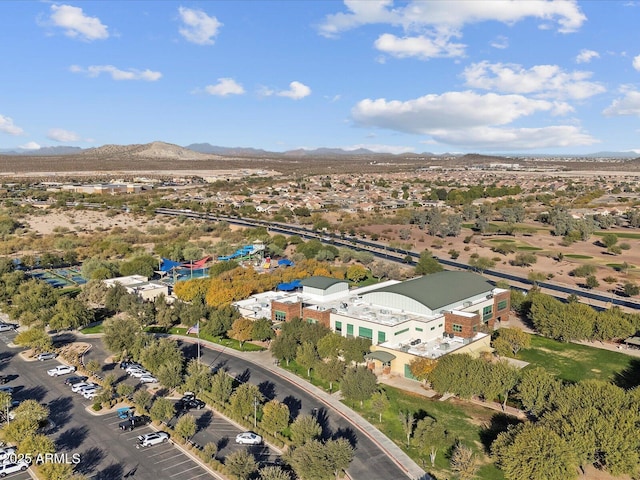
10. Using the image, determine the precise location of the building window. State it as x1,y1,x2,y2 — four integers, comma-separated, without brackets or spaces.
394,328,410,336
430,326,435,331
415,327,423,332
452,324,463,333
378,331,386,344
359,327,373,340
497,299,508,311
306,318,317,324
274,311,286,322
346,324,354,337
438,323,443,328
482,305,493,322
335,321,342,333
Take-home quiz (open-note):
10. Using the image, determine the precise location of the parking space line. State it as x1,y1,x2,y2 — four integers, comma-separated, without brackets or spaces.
147,448,173,458
155,453,184,464
188,472,211,480
169,465,201,477
163,459,193,471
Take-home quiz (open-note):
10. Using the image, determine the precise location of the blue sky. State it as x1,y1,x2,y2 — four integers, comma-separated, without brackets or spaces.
0,1,639,155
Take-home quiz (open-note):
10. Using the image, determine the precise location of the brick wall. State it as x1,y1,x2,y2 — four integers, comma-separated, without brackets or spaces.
271,301,301,322
491,290,511,327
302,307,331,328
444,311,481,339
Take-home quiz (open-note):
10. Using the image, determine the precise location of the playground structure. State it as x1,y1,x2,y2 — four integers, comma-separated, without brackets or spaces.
159,256,212,283
218,241,265,261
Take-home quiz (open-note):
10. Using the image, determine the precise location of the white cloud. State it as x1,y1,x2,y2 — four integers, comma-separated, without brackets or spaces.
319,0,586,37
462,61,605,100
70,65,162,81
374,33,465,60
576,49,600,63
276,81,311,100
47,128,80,142
426,125,597,150
19,141,41,150
490,35,509,49
351,90,597,150
0,115,24,135
203,78,245,96
47,4,108,41
178,7,222,45
633,54,640,71
603,90,640,116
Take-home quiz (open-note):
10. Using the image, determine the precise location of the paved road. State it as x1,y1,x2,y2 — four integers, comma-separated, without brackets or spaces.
1,331,215,480
175,340,412,480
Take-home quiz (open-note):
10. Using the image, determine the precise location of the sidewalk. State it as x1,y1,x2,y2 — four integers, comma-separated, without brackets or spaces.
172,335,429,480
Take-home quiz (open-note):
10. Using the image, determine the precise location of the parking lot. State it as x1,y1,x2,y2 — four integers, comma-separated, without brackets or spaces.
1,331,219,480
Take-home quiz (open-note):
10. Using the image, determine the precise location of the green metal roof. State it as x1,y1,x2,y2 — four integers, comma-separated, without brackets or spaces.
367,271,493,311
365,351,397,363
300,276,348,290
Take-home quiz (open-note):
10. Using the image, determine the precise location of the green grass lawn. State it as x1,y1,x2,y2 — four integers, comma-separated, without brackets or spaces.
518,335,632,383
488,239,515,243
516,246,543,251
350,385,506,480
168,327,264,352
564,254,593,259
593,231,640,239
80,323,104,334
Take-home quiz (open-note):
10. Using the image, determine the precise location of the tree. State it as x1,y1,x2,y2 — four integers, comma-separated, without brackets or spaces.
415,250,443,275
85,359,101,376
623,282,640,297
230,383,263,420
202,442,218,462
399,410,415,446
296,342,319,377
450,442,479,480
601,233,618,249
287,439,332,480
315,358,345,392
225,449,257,480
316,333,344,359
493,328,530,357
10,279,58,325
510,253,537,267
516,367,560,417
139,337,184,374
102,315,142,356
116,383,134,399
271,335,298,365
17,433,55,458
49,297,93,331
408,357,437,381
150,397,176,423
341,337,371,365
492,423,577,480
413,417,447,467
346,264,368,283
340,366,377,407
209,370,234,405
260,400,290,437
133,389,152,412
183,359,212,394
13,327,52,353
469,256,496,274
251,318,275,342
228,317,255,349
175,413,197,440
290,414,322,446
259,466,291,480
326,438,355,479
585,275,599,289
370,390,390,423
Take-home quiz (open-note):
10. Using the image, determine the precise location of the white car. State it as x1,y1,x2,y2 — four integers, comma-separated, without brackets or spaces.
139,375,158,384
125,365,145,374
128,370,150,378
0,459,30,476
137,432,169,448
0,447,16,463
77,384,99,395
82,387,102,400
47,365,76,377
235,432,262,445
0,324,14,333
71,382,91,393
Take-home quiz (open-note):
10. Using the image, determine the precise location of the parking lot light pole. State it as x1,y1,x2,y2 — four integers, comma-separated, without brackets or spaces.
253,396,258,429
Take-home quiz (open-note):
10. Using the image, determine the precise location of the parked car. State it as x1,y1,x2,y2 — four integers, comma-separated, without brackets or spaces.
83,388,102,400
76,384,99,395
0,387,13,395
176,395,205,411
64,376,88,386
120,361,142,370
47,365,76,377
36,352,57,361
0,324,14,333
125,365,145,374
235,432,262,445
139,375,158,384
71,382,91,393
119,415,149,431
0,376,9,385
137,432,169,448
0,447,16,463
128,370,150,379
0,459,30,476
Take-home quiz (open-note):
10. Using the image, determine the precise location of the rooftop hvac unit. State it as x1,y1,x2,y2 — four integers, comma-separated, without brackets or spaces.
449,333,454,339
463,301,472,308
380,309,390,314
486,294,494,299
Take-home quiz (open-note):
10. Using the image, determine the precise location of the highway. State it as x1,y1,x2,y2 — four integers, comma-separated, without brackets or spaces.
154,207,640,311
